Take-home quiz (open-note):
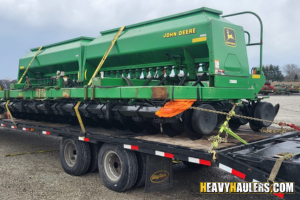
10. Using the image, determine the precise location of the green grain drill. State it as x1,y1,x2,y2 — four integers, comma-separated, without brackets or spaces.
0,7,279,139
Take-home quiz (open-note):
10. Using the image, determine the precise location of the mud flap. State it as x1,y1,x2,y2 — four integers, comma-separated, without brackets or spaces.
144,154,173,192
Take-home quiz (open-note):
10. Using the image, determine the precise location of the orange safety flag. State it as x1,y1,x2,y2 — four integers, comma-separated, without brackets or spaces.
155,100,196,118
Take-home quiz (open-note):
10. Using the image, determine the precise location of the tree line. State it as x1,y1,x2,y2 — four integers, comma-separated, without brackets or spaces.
262,64,300,82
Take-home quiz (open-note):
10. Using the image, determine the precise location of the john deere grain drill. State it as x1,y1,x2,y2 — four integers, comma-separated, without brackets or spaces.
0,7,278,139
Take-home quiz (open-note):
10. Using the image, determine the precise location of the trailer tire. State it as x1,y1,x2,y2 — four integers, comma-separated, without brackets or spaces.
88,143,101,173
59,137,91,176
98,144,138,192
134,152,146,188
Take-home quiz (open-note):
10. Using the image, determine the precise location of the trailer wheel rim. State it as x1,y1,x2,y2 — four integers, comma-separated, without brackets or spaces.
64,141,77,167
104,150,122,182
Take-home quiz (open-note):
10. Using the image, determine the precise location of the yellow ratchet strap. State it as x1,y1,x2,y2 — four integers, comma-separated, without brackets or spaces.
88,26,125,85
74,101,86,133
5,100,16,127
18,46,43,84
5,149,58,157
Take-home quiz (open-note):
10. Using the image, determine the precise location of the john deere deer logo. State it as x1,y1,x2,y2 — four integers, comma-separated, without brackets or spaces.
224,28,236,47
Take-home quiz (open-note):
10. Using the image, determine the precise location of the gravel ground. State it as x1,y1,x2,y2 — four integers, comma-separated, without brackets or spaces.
0,95,299,200
263,94,300,125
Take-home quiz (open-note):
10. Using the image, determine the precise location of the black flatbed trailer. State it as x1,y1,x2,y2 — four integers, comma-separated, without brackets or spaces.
0,118,299,199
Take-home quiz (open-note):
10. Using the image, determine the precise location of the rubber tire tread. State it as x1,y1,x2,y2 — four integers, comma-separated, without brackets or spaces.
192,104,217,135
216,114,226,128
59,137,91,176
274,104,280,116
88,143,100,173
235,106,249,125
249,103,261,132
184,110,203,140
254,102,275,127
229,120,241,130
98,144,138,192
134,152,146,188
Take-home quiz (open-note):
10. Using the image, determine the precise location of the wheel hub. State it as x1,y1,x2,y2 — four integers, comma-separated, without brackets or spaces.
104,150,122,182
64,141,77,167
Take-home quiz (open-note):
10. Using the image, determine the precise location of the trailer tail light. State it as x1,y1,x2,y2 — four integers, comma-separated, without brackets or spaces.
11,126,17,129
22,128,29,131
1,123,6,127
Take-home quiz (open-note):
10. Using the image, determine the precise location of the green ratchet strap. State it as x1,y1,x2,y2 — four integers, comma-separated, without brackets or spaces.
209,103,248,152
221,123,248,145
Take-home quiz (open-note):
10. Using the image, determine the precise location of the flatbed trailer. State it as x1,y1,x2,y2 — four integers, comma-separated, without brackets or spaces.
0,118,299,199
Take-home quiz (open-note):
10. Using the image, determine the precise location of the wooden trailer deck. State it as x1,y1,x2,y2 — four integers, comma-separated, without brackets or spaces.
2,119,278,151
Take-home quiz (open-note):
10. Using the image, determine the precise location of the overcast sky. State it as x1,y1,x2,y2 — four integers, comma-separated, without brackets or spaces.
0,0,299,79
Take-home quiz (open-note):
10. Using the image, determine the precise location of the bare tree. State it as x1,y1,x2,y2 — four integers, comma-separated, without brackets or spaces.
283,64,300,81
